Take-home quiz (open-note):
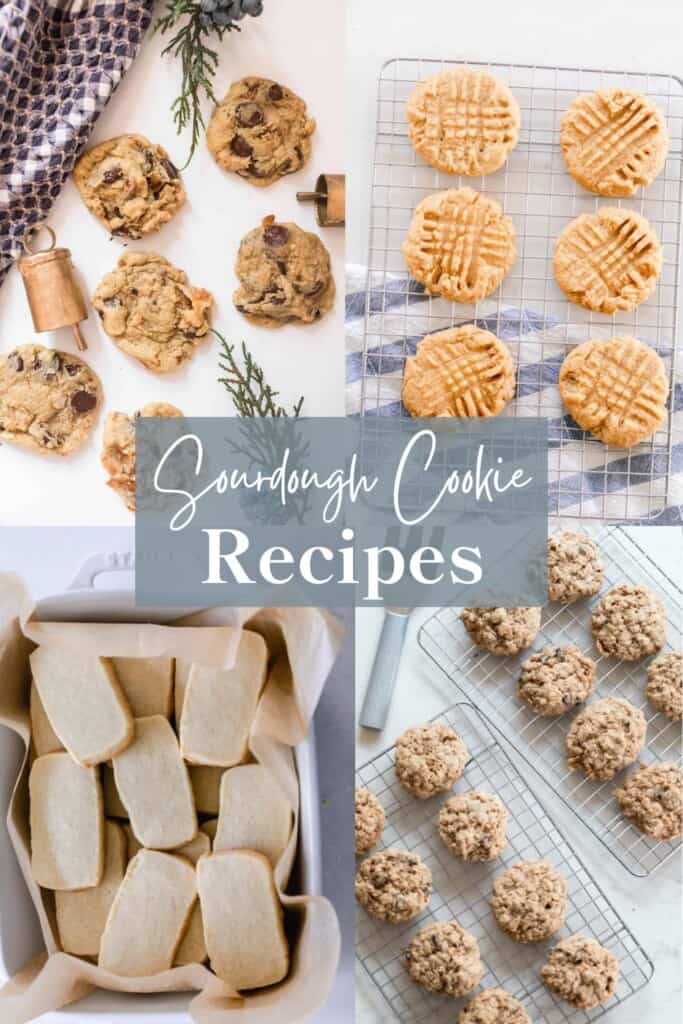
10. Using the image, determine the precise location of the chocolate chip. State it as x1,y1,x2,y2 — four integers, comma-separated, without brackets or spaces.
276,260,288,275
7,351,23,372
236,102,264,127
42,353,62,377
268,84,284,102
64,363,80,377
245,160,266,178
161,158,179,179
265,290,286,305
263,224,289,247
102,166,122,185
71,390,97,413
230,135,253,158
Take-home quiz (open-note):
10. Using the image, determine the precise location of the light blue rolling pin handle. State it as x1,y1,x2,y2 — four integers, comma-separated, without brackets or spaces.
359,609,410,731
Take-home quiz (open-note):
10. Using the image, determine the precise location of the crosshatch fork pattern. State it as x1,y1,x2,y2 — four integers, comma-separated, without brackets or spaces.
360,58,683,520
418,526,682,878
356,703,653,1024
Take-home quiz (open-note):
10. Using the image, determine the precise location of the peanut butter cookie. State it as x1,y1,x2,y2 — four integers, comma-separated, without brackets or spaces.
405,920,483,997
459,989,531,1024
566,697,646,781
591,584,665,660
518,645,596,716
354,788,385,854
101,402,183,511
460,606,541,655
355,849,431,923
646,653,682,720
542,935,619,1008
490,859,567,943
615,761,682,840
395,723,468,799
547,530,603,604
438,791,508,861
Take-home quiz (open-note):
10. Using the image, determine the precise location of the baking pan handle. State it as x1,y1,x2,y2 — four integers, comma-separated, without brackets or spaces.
66,551,135,591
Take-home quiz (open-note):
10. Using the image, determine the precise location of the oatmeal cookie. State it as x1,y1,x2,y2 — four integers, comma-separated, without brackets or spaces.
438,791,508,861
547,530,603,604
518,645,596,716
74,134,185,238
355,788,385,854
355,849,431,923
646,652,682,720
101,402,183,511
615,762,683,840
404,920,483,997
93,252,213,373
542,935,619,1008
460,606,541,656
490,859,567,943
566,697,646,781
207,77,315,186
458,989,531,1024
233,217,334,327
591,584,665,660
0,344,101,456
395,723,468,799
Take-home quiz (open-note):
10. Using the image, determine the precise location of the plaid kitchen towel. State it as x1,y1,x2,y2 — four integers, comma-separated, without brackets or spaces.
0,0,154,284
346,264,683,525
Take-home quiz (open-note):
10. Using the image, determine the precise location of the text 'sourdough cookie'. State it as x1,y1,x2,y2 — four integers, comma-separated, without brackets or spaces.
459,989,532,1024
56,821,126,956
214,764,292,867
646,652,682,720
561,88,669,196
355,849,432,923
615,761,683,840
591,584,666,660
0,345,101,456
547,530,604,604
101,403,183,512
559,336,668,448
542,935,619,1009
566,697,647,781
490,859,567,943
461,606,541,655
402,187,516,302
518,645,596,716
406,68,520,176
402,326,515,417
395,722,468,798
405,920,483,997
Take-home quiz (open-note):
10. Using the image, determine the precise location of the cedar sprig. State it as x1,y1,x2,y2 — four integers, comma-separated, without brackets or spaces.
216,333,305,418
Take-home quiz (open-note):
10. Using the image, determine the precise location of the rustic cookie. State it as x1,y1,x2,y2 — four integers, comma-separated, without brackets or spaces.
402,325,515,417
74,134,185,237
56,821,127,956
566,697,647,781
101,402,183,512
591,584,666,660
233,217,334,326
615,761,682,840
559,337,668,447
402,187,516,302
460,606,541,655
214,764,293,867
0,344,101,456
438,790,508,861
490,859,567,943
207,76,315,186
395,722,468,798
561,89,669,197
404,920,483,997
355,787,385,854
518,645,596,716
112,657,174,719
406,68,520,176
355,849,432,923
542,935,619,1009
458,989,531,1024
547,530,604,604
93,252,213,373
646,652,682,720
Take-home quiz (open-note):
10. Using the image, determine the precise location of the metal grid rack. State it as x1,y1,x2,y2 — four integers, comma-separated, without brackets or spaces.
356,702,653,1023
359,58,683,521
418,526,682,878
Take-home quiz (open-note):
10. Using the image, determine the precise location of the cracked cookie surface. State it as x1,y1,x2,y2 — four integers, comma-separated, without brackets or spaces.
395,723,468,798
458,988,531,1024
591,584,665,660
542,935,619,1008
646,652,682,720
355,849,431,923
405,920,483,997
566,697,646,780
518,645,596,716
354,788,385,854
615,761,683,840
461,606,541,655
547,531,604,603
438,790,508,861
101,402,183,511
490,859,567,943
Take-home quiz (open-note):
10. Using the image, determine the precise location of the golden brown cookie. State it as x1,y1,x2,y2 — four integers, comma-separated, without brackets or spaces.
554,208,662,313
561,88,669,196
406,68,520,176
559,336,668,447
403,187,515,302
402,325,515,417
405,920,483,996
101,402,184,511
355,849,432,923
542,935,619,1009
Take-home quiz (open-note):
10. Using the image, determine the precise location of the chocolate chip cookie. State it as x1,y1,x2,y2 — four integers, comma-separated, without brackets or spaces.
0,345,101,456
74,134,185,238
355,849,431,923
207,77,315,186
542,935,619,1009
354,787,385,854
459,989,531,1024
646,652,682,720
490,859,567,943
101,402,184,511
566,697,647,781
460,606,542,656
591,584,666,660
518,645,596,716
395,723,468,799
547,531,604,603
404,920,483,997
438,791,508,861
615,762,682,840
233,217,334,327
93,252,213,373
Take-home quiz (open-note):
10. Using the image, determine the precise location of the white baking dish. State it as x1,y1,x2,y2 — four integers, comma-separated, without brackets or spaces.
0,553,322,1024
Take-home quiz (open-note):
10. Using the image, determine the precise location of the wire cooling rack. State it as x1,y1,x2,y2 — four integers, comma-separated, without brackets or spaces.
418,525,682,878
359,58,683,521
356,702,653,1023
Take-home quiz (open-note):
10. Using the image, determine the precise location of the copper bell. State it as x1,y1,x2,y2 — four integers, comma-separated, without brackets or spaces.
296,174,345,227
18,224,88,351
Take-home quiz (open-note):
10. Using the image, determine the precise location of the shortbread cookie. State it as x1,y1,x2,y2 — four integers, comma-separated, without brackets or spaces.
112,657,174,718
646,652,682,720
561,89,669,197
233,217,335,327
179,632,267,767
395,723,468,798
405,920,483,997
30,753,104,890
0,345,101,456
93,252,213,373
99,849,197,976
355,787,385,854
174,657,192,722
30,647,133,767
459,989,531,1024
438,790,508,861
406,68,520,176
615,761,682,840
214,764,292,867
355,849,431,923
56,821,126,956
102,763,128,819
189,765,225,815
591,584,666,660
402,326,515,417
207,76,315,186
566,697,646,780
101,401,184,510
174,903,207,966
74,134,185,237
491,859,567,943
198,850,289,990
554,208,662,313
547,530,603,604
461,606,541,655
559,337,668,447
30,682,63,756
403,187,516,302
518,645,595,716
542,935,619,1009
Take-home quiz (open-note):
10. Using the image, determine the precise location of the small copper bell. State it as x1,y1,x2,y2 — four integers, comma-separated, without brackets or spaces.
296,174,345,227
18,224,88,351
